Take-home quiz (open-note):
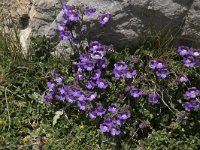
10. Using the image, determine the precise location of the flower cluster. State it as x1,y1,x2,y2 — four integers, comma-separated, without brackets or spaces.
73,41,109,86
57,4,110,43
44,34,133,135
44,70,98,106
45,3,200,139
44,70,65,103
113,61,136,78
178,46,200,68
149,59,170,78
100,110,130,135
184,87,200,111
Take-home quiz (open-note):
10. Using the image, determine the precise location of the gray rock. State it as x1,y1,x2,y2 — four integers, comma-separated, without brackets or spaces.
19,0,65,52
18,0,200,54
182,0,200,46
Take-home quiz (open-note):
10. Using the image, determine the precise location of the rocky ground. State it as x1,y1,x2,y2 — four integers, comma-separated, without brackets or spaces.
0,0,31,27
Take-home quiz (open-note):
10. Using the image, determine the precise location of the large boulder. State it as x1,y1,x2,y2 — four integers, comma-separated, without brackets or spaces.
19,0,65,54
2,0,200,53
182,0,200,45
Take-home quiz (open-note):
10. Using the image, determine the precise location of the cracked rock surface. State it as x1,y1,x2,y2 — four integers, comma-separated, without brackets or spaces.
1,0,200,53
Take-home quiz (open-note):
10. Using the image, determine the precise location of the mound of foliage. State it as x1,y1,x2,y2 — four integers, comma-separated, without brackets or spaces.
43,3,200,149
1,3,200,150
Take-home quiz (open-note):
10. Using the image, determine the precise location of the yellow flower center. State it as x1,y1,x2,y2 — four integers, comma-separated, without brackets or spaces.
180,77,185,80
191,91,195,94
90,94,95,99
103,17,108,22
157,63,163,67
187,59,191,63
100,82,104,86
93,45,98,49
194,52,199,56
182,49,187,53
122,114,127,118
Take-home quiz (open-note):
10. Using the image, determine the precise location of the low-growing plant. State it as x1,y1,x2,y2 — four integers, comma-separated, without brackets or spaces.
42,3,200,149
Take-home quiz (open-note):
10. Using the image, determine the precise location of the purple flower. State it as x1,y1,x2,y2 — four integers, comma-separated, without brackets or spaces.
185,87,199,98
91,69,101,80
113,69,124,78
57,23,64,31
89,41,102,52
59,30,72,41
55,95,65,101
63,5,79,22
68,11,80,22
91,51,104,60
114,61,127,71
107,45,114,52
182,56,196,68
124,67,137,78
77,101,88,110
66,94,76,103
71,88,82,97
43,92,53,103
149,60,157,69
88,109,97,119
96,59,108,68
84,7,96,16
156,68,170,78
96,78,108,89
63,4,73,15
59,86,66,95
149,60,166,69
155,60,166,69
104,117,113,126
148,93,160,104
77,92,87,102
50,70,56,76
100,123,110,133
108,104,119,113
110,126,121,136
99,12,110,25
54,76,63,84
117,111,131,120
94,47,107,55
130,87,142,98
80,53,90,63
86,80,96,89
95,106,106,116
47,82,55,91
112,117,125,126
83,60,95,71
61,15,71,24
178,46,190,56
86,92,97,101
184,99,200,111
191,49,200,57
74,62,84,69
178,74,189,83
75,68,85,80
